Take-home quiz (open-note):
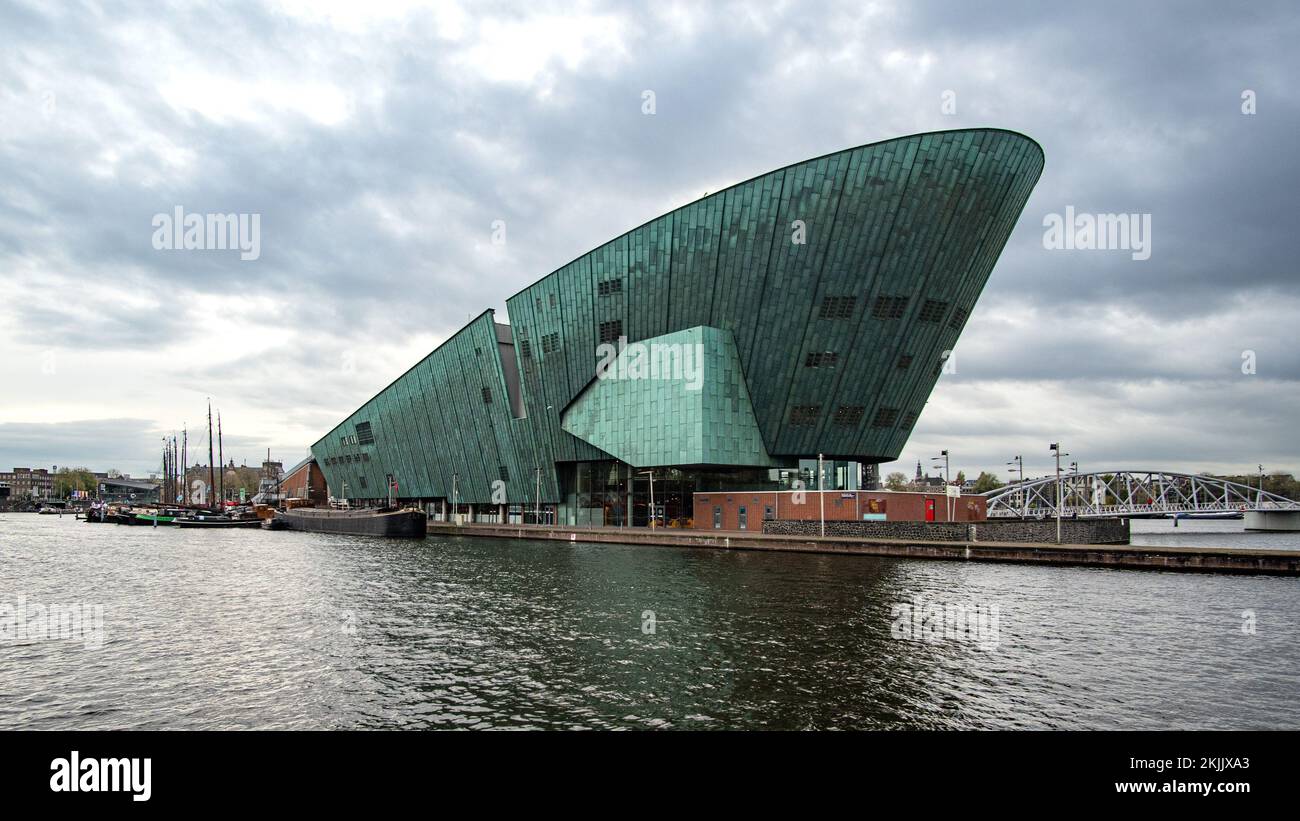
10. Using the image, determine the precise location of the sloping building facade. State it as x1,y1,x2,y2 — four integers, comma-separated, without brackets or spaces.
311,128,1044,524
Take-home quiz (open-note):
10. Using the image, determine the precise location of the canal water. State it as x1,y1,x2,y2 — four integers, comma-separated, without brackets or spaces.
1,513,1297,730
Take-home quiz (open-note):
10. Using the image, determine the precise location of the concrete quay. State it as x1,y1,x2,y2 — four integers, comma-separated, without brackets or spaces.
427,522,1300,576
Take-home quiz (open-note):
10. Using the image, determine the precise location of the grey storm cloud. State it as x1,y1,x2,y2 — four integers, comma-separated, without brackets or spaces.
0,418,161,471
0,0,1296,478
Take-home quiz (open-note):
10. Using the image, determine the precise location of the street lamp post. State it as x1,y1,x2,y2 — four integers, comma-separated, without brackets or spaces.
1050,443,1068,543
1007,455,1024,516
931,449,950,520
817,453,825,537
452,472,459,525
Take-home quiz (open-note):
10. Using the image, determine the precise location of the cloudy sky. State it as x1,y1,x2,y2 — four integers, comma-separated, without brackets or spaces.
1,0,1296,483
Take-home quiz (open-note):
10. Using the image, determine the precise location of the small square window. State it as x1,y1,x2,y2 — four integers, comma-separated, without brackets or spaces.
599,320,623,344
833,405,865,426
790,405,821,426
872,295,909,320
871,407,900,428
918,299,949,323
819,295,856,319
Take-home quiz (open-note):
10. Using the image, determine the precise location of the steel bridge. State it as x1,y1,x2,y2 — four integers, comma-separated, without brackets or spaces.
985,470,1300,519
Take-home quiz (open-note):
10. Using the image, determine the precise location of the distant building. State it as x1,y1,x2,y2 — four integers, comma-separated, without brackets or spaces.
96,476,160,504
0,467,54,499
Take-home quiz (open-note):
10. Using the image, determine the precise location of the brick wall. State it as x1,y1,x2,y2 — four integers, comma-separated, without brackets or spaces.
283,460,328,504
693,489,986,529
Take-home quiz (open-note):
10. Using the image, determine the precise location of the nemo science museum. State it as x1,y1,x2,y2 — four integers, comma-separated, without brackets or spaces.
311,128,1045,526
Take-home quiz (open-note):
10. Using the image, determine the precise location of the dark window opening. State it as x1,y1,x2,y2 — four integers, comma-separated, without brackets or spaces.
598,320,623,344
804,351,838,368
872,295,909,320
358,475,367,488
918,299,949,323
820,295,856,319
790,405,821,426
499,466,509,482
896,354,913,370
949,306,969,330
901,411,919,429
833,405,865,426
482,387,492,404
355,421,375,445
597,279,623,296
519,339,532,358
872,407,900,428
542,333,560,354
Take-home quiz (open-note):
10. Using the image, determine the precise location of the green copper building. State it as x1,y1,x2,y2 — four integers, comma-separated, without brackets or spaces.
311,128,1044,525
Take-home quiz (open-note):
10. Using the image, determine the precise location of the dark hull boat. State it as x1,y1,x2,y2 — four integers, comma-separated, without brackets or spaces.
176,518,263,529
274,508,427,538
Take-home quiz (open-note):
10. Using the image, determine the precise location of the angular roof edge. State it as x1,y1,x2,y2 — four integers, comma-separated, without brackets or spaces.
502,127,1044,306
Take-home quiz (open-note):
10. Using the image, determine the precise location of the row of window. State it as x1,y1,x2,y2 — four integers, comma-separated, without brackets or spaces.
804,351,918,370
325,453,371,466
520,296,958,363
815,293,963,326
538,283,965,325
788,404,917,430
804,351,837,368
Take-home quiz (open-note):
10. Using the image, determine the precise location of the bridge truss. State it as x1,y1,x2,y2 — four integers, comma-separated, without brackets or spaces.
985,470,1300,519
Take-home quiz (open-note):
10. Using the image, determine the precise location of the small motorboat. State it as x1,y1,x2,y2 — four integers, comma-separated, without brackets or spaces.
1166,511,1244,521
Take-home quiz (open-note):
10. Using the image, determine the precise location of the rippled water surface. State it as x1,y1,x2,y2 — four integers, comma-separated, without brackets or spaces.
1,513,1297,730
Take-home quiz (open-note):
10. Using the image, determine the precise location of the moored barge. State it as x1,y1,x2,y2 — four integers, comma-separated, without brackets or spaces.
273,507,427,538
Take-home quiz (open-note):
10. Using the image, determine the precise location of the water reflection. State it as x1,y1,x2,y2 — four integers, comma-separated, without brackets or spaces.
1,515,1297,730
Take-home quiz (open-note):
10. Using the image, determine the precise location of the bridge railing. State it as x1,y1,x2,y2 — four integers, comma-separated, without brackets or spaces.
985,470,1300,518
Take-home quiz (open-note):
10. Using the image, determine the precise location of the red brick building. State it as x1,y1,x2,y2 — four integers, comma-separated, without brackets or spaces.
281,457,328,505
692,489,986,531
